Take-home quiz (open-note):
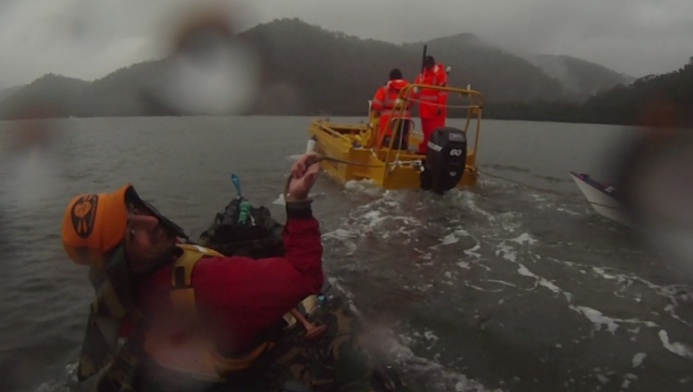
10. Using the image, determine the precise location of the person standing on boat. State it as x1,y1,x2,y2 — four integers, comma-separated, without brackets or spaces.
60,153,389,392
371,68,412,149
414,55,448,154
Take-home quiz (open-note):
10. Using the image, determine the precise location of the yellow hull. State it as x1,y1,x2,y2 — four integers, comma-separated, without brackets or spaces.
307,84,483,191
307,119,478,190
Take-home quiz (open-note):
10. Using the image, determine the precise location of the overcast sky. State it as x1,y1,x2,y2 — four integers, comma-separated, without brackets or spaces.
1,0,692,90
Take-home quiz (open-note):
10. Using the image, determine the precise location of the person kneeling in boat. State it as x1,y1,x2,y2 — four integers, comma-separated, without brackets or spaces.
61,154,384,392
371,68,412,150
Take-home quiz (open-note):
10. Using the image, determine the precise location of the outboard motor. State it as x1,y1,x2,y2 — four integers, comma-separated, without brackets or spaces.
420,127,467,194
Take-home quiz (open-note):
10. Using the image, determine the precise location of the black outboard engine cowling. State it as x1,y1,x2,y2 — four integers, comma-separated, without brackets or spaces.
420,127,467,194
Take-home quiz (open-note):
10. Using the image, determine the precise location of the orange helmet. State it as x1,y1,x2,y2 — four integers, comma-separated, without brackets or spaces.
62,184,188,268
61,184,132,268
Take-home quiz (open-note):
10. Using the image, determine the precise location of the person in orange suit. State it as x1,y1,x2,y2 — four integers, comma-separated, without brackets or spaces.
414,55,448,154
371,68,412,149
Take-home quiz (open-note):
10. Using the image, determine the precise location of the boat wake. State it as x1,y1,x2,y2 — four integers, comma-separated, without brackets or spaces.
320,176,693,390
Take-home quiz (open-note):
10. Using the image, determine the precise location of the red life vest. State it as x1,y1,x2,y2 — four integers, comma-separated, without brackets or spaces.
415,63,448,118
372,79,411,142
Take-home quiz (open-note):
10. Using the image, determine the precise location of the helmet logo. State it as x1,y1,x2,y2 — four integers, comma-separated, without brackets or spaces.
71,195,98,238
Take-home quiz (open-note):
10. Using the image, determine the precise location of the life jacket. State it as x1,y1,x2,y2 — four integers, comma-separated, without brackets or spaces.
372,79,412,146
143,195,314,380
143,243,276,380
415,63,448,118
76,196,311,390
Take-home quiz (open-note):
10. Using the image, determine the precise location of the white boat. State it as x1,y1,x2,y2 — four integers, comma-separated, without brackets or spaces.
570,171,631,227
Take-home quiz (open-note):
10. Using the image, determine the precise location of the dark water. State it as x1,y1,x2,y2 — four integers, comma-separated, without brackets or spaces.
1,116,692,392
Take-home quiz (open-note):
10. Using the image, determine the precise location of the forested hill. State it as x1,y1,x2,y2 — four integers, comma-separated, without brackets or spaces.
0,18,675,125
486,57,693,127
239,20,595,114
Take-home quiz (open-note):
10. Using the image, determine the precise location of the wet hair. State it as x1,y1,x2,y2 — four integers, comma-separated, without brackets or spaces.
424,55,435,69
389,68,402,80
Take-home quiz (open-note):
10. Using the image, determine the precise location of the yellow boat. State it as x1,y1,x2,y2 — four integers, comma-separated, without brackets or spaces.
307,83,484,193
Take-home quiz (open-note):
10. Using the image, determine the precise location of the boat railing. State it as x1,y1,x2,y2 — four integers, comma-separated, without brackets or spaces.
378,84,483,171
400,84,485,110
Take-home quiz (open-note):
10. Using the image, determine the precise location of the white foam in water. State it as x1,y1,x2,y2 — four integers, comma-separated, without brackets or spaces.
322,230,359,256
485,202,693,346
622,373,638,389
515,263,566,298
370,327,501,392
495,243,518,262
34,361,78,392
463,243,482,260
590,266,615,279
323,228,358,241
361,210,387,228
424,329,440,342
632,352,646,368
570,306,620,335
664,304,691,327
516,264,534,278
658,330,693,359
457,261,472,270
498,212,523,233
440,233,461,246
494,238,668,338
510,233,537,245
344,178,383,197
555,206,581,216
322,175,692,389
318,168,693,390
485,279,519,288
325,195,423,244
327,278,500,392
453,190,496,221
590,267,693,329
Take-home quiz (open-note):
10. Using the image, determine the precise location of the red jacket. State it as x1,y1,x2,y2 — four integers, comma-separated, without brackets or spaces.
415,63,448,118
372,79,410,114
372,79,411,140
134,215,323,355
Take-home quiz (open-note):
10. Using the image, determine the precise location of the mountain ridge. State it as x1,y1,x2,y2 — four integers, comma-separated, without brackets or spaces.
0,18,670,123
